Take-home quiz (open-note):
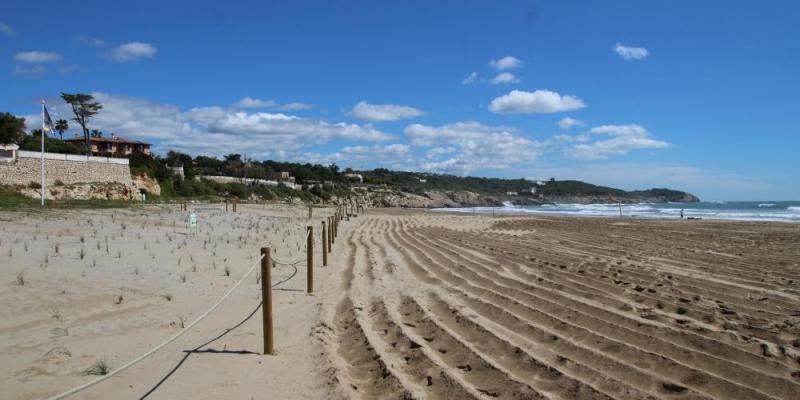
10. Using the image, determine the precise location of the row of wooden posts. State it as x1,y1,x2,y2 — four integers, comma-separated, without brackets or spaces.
225,198,239,212
260,204,352,355
179,199,238,212
181,197,366,215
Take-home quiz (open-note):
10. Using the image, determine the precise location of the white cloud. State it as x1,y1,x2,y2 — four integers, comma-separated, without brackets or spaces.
491,72,520,85
558,117,585,130
76,35,106,47
405,121,544,174
0,23,13,35
489,56,522,70
58,64,87,74
614,43,649,60
489,89,586,114
110,42,157,62
233,97,313,111
13,65,47,76
278,102,313,111
21,92,393,158
426,146,457,159
233,97,278,108
462,72,478,85
349,101,425,122
14,51,62,63
566,124,669,160
297,144,415,170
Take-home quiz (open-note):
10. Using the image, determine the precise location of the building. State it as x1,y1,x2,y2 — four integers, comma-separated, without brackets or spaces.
271,171,290,180
344,173,363,183
0,144,19,164
268,171,295,183
65,134,151,157
169,165,185,179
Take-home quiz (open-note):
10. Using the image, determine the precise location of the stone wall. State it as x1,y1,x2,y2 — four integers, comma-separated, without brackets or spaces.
0,155,133,189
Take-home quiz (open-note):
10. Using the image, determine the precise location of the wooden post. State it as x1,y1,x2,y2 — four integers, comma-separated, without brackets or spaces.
307,226,313,292
322,221,328,266
327,217,333,250
260,247,273,355
331,216,336,244
225,199,228,212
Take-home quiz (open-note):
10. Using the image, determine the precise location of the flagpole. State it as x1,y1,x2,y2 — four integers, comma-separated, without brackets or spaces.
40,100,45,207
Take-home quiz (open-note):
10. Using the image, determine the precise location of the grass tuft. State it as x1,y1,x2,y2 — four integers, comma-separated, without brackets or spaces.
83,359,111,376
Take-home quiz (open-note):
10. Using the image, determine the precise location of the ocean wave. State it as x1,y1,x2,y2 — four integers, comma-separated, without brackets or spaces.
434,203,800,222
758,203,776,207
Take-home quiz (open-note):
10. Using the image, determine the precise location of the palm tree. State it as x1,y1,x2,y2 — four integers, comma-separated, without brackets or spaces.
54,119,68,140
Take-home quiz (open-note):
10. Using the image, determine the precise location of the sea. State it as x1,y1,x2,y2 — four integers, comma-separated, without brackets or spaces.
434,201,800,223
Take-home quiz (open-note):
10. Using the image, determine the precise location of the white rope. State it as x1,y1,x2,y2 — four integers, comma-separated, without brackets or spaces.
45,254,265,400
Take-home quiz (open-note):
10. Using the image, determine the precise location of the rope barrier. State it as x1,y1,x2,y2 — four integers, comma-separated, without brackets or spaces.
47,216,332,399
45,254,266,400
139,261,300,399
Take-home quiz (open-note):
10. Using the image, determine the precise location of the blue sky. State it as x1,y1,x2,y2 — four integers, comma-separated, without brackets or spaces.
2,0,798,200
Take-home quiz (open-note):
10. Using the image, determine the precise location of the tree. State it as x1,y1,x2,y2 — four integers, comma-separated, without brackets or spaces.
19,131,83,154
0,112,26,144
224,154,243,177
90,129,103,138
55,119,68,140
61,93,102,156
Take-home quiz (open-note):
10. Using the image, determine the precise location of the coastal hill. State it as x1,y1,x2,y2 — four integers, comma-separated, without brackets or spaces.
358,169,699,207
0,146,699,206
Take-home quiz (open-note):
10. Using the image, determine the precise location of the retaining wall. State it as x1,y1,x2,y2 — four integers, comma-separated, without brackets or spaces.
0,151,133,188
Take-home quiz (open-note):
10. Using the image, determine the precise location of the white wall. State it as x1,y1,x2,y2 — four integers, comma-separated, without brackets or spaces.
17,151,129,165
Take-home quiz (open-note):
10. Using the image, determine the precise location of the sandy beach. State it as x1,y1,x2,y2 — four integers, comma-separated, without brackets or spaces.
2,206,800,399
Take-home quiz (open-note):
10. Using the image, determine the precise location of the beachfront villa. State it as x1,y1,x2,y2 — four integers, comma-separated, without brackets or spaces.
65,134,151,157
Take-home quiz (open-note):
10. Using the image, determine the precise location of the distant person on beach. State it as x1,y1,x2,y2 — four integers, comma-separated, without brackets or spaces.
680,209,684,219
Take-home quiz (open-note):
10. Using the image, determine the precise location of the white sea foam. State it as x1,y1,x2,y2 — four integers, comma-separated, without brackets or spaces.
434,202,800,223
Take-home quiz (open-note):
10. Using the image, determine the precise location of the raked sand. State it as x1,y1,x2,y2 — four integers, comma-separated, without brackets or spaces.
2,206,800,399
